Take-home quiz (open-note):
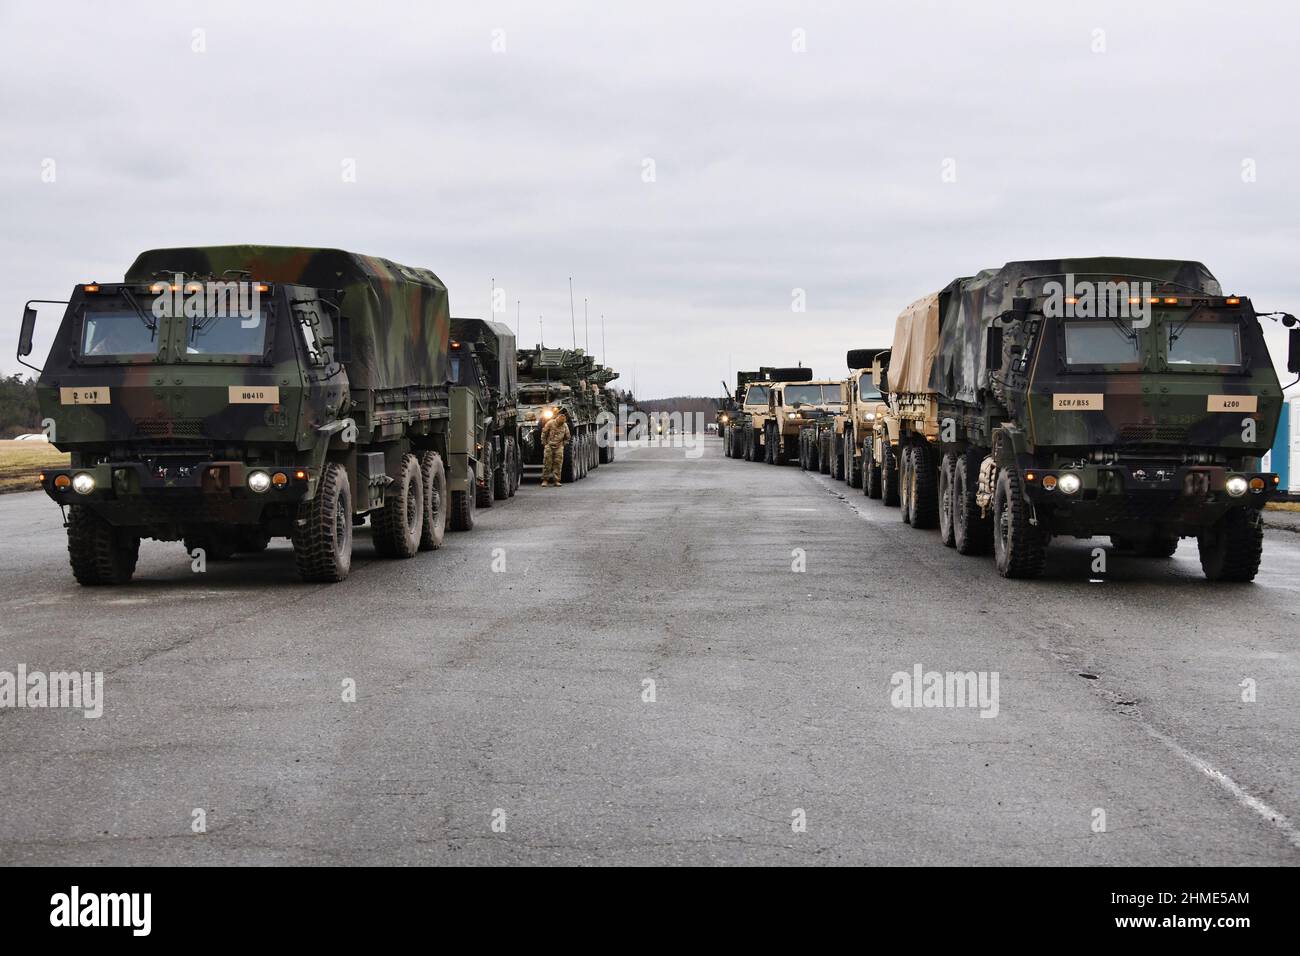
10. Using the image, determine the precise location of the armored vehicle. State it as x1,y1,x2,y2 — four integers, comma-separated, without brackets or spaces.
868,257,1297,581
451,317,521,511
18,245,488,584
515,347,601,483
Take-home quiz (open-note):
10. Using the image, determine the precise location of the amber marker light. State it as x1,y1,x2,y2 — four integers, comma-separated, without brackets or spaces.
1163,297,1178,305
1226,297,1240,305
1042,475,1058,491
294,469,308,481
53,474,71,490
272,472,289,487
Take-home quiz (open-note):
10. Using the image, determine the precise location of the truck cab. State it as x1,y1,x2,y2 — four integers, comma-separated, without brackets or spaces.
766,379,843,465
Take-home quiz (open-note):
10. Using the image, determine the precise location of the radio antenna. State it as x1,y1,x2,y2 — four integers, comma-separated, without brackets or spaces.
568,277,576,350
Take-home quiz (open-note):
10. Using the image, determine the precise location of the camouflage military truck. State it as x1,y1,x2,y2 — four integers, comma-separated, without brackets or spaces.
764,378,843,465
451,317,521,508
515,347,602,483
16,245,495,585
869,257,1296,581
735,366,812,462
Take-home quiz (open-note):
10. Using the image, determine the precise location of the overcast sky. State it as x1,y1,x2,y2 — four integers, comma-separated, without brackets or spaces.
3,0,1298,397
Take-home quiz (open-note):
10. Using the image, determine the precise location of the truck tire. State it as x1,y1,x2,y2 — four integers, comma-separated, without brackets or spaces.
451,481,476,531
68,505,139,586
881,441,900,507
183,529,238,561
373,453,424,557
493,442,510,500
909,442,939,530
590,430,599,470
846,434,863,489
864,440,881,498
938,452,957,547
562,441,577,483
419,451,448,551
1197,509,1263,582
477,446,495,508
752,427,764,463
953,449,992,555
899,445,914,523
818,435,831,473
992,466,1045,579
292,462,353,582
798,433,809,470
831,435,845,481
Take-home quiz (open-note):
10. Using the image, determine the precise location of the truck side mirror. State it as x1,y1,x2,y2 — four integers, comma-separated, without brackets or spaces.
986,325,1004,372
1289,327,1300,374
333,315,352,365
18,306,37,358
878,369,888,393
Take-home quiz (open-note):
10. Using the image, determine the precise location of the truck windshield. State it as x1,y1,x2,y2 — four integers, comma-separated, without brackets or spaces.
81,307,159,359
858,383,882,401
186,310,268,357
1166,322,1241,366
784,384,837,406
744,385,769,406
1063,321,1139,366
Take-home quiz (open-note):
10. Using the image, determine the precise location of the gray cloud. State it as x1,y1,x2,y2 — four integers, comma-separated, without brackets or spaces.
3,0,1298,395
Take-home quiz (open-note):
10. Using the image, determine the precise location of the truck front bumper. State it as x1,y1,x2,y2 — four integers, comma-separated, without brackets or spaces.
39,461,313,526
1020,461,1277,534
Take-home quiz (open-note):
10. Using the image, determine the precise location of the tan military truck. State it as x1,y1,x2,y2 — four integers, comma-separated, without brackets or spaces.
860,350,893,500
864,295,945,526
735,366,812,462
831,348,889,487
765,378,844,465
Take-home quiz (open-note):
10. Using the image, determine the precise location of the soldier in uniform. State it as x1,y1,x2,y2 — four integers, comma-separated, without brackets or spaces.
540,408,571,486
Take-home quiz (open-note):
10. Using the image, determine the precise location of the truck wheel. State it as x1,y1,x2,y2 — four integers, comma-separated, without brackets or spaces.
451,481,476,531
938,452,957,547
68,506,139,585
846,434,863,489
562,442,577,483
864,442,881,499
818,436,830,474
900,446,914,523
752,427,764,463
590,430,599,469
488,442,509,502
477,446,495,508
881,442,900,507
1197,510,1263,582
292,462,353,582
831,435,845,481
910,443,939,530
419,451,448,550
373,453,424,557
953,449,992,555
993,466,1046,579
183,529,238,561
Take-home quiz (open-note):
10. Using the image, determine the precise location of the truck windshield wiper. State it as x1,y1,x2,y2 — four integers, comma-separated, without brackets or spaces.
119,289,158,333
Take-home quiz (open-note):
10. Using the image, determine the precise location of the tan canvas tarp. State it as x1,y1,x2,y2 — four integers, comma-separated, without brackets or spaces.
888,293,940,394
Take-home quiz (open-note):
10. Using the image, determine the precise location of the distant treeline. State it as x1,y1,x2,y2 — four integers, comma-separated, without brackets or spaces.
0,375,40,438
637,396,722,432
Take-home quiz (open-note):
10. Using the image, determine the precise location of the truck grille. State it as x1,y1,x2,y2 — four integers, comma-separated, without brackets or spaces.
1120,425,1187,443
136,419,206,439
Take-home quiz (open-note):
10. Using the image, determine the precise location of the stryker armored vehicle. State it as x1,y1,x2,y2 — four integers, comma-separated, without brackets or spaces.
865,257,1297,581
515,346,602,483
18,245,490,584
451,317,521,510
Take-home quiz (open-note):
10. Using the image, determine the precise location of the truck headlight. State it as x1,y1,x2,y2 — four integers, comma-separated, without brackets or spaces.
720,414,729,423
1057,473,1081,495
866,412,876,421
787,412,798,420
248,470,272,494
1225,476,1248,497
72,472,96,495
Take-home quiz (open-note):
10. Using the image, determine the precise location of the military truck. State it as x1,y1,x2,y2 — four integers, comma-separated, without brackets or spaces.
797,405,838,474
835,349,889,488
721,371,762,458
868,257,1296,581
733,367,812,462
451,317,521,509
515,347,601,483
859,350,894,501
718,379,742,456
16,245,493,585
764,378,843,465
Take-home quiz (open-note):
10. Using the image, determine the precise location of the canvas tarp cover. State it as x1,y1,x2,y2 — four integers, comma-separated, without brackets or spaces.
126,245,451,393
888,293,941,394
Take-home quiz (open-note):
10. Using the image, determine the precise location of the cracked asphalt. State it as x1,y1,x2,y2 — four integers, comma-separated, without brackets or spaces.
1,437,1298,865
